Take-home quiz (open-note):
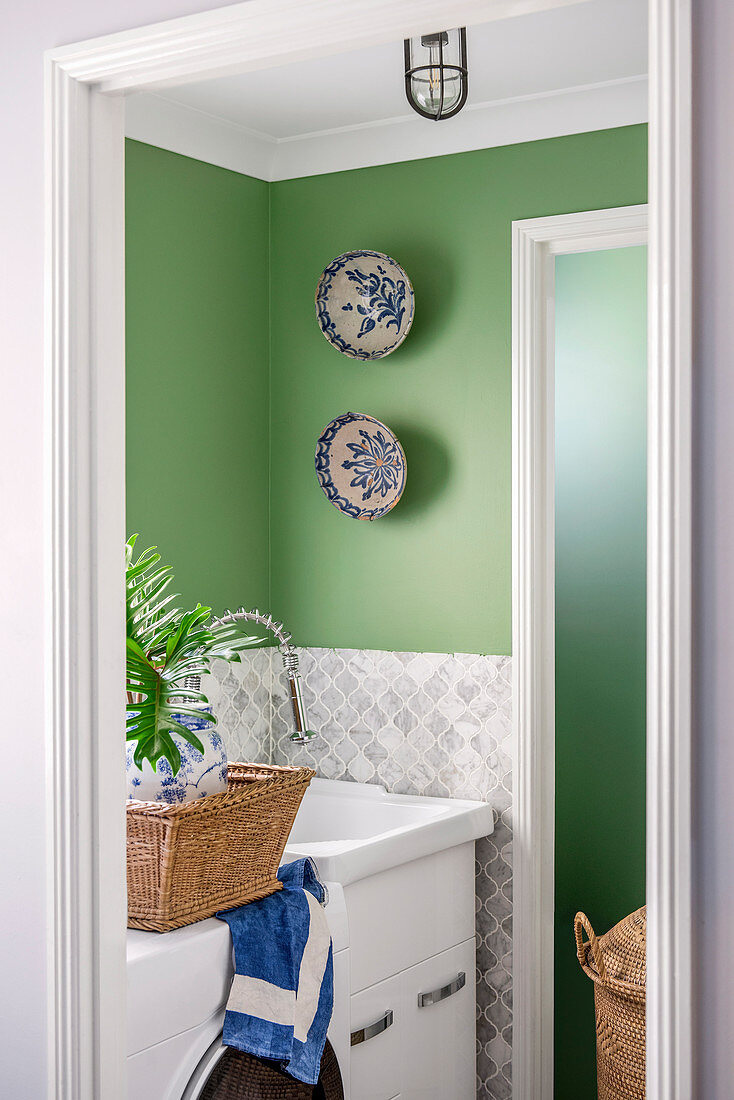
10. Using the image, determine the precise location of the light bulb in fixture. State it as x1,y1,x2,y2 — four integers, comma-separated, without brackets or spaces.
404,28,468,121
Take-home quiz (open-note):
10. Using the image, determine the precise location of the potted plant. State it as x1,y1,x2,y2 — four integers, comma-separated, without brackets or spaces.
125,535,261,803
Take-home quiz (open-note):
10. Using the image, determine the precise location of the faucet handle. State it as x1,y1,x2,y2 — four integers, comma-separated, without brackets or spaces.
290,730,317,744
286,672,316,743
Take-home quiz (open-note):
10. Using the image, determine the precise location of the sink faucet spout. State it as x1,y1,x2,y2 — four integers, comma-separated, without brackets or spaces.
211,607,316,745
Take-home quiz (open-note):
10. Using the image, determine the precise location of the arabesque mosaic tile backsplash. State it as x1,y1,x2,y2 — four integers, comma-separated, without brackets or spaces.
206,648,513,1100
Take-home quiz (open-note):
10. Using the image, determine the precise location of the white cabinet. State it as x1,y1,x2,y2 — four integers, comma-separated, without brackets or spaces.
316,838,479,1099
329,945,351,1089
349,939,475,1100
400,939,475,1100
350,973,402,1100
345,842,474,993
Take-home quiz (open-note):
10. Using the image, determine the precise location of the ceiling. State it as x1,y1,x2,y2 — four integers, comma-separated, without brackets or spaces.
152,0,647,141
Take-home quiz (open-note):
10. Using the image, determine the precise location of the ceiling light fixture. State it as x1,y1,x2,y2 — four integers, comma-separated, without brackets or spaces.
403,28,468,121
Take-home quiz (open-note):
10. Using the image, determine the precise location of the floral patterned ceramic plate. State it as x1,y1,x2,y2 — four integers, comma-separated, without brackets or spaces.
315,412,407,520
315,250,414,360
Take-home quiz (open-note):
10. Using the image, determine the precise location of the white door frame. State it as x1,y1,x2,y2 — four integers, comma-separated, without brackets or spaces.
44,1,691,1097
512,204,649,1099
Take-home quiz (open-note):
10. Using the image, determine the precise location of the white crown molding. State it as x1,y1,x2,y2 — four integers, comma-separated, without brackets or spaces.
272,74,648,180
125,91,276,179
126,75,648,182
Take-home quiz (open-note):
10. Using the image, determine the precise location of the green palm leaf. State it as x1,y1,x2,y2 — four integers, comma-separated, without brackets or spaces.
126,536,266,775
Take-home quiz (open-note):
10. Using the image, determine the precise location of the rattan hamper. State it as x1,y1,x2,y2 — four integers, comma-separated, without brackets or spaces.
575,906,646,1100
127,762,314,931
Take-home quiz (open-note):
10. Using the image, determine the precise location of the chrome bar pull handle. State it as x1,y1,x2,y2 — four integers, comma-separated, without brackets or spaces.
350,1009,394,1046
417,971,466,1008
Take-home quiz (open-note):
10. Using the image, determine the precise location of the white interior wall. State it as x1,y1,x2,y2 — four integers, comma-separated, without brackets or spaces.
691,1,734,1094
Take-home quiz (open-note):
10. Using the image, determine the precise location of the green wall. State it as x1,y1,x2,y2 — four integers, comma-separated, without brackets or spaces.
554,246,647,1098
125,139,271,615
126,129,648,1096
269,127,647,651
126,125,647,650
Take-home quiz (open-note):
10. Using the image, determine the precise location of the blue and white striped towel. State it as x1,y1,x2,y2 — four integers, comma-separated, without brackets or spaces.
216,858,333,1086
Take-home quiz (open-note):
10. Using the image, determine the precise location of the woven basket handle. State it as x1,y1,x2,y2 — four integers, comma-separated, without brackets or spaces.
574,912,608,983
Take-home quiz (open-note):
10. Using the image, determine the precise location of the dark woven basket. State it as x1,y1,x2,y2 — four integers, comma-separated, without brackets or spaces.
199,1041,343,1099
575,906,646,1100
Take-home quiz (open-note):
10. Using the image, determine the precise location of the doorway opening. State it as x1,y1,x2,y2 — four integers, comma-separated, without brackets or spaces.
44,2,691,1096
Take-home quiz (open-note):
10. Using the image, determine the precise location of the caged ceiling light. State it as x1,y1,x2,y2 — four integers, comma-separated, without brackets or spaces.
403,28,468,121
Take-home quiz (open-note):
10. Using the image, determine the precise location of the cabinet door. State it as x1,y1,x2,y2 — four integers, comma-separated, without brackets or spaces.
350,972,401,1100
399,938,476,1100
329,948,351,1099
345,843,475,992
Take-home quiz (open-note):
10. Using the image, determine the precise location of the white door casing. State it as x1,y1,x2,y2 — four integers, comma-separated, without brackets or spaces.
45,1,691,1096
512,205,648,1099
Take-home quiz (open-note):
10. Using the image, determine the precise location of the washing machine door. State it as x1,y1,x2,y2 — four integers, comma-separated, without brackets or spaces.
181,1037,226,1099
182,1037,344,1099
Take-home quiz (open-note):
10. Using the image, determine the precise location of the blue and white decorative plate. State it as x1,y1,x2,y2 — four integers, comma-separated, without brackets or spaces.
315,250,415,360
315,412,407,520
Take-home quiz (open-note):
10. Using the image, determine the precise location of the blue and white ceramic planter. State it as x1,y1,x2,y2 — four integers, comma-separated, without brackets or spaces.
315,411,407,520
126,707,228,804
315,250,414,360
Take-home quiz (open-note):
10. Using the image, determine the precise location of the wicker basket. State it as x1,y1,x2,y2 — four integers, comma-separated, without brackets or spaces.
127,762,314,931
575,906,646,1100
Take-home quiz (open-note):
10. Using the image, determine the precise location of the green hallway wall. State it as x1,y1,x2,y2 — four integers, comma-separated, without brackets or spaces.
268,126,647,652
125,139,271,615
554,246,647,1098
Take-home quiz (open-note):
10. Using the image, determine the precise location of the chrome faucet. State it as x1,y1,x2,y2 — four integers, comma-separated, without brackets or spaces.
211,607,316,744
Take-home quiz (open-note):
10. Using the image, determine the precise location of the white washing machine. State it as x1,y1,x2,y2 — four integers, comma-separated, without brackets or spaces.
126,882,351,1099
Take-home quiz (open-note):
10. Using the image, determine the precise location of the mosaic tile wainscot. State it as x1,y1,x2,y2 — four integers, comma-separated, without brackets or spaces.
206,647,513,1099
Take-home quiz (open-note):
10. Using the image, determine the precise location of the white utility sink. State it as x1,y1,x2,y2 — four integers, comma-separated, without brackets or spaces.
283,777,494,886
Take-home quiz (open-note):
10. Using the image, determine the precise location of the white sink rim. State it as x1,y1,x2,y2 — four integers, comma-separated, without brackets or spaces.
283,777,494,886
